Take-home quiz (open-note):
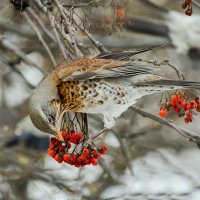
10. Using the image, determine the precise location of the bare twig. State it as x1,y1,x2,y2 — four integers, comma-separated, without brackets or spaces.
140,0,168,13
113,131,134,176
90,128,108,141
27,7,56,42
0,54,35,89
53,0,83,57
0,35,43,73
74,22,109,53
47,10,69,60
63,9,108,53
77,34,169,49
33,0,48,12
0,18,36,39
63,0,105,8
34,0,108,54
134,59,185,80
54,20,75,58
99,159,122,184
126,125,160,139
130,106,200,143
23,11,57,67
193,0,200,9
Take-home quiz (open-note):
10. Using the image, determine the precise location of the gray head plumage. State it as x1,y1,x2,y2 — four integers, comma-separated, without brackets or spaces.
29,77,60,134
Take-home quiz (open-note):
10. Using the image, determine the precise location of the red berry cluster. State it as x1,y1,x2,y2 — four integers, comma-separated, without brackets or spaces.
47,130,107,167
117,8,125,20
182,0,193,16
159,95,200,123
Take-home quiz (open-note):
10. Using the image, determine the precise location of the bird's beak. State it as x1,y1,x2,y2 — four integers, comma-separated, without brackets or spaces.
54,110,66,142
54,128,64,142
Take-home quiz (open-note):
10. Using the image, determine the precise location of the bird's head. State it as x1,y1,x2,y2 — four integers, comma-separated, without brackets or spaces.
29,77,63,137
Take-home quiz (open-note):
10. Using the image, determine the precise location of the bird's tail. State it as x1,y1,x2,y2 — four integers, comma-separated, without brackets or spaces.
136,79,200,90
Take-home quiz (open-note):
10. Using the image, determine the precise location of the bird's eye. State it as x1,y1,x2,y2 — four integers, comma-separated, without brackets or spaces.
46,115,54,124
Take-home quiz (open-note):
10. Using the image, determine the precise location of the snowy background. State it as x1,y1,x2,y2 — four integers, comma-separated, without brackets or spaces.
1,0,200,199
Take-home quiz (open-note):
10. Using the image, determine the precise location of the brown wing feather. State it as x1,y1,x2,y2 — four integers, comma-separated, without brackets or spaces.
50,46,161,82
55,58,127,81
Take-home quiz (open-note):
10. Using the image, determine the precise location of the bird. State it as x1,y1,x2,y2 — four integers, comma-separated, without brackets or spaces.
29,46,200,139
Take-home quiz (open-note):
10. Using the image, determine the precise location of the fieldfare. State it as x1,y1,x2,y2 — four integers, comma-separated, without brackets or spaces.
29,47,200,138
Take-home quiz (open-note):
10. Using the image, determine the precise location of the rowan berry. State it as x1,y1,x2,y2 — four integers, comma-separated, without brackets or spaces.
63,154,70,162
184,118,190,123
76,133,83,140
83,148,90,156
59,145,65,152
48,149,56,157
61,130,68,139
90,157,97,166
159,108,168,117
101,145,107,154
48,131,107,167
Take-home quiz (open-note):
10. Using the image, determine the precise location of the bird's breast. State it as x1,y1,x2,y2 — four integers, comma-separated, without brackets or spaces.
57,79,131,113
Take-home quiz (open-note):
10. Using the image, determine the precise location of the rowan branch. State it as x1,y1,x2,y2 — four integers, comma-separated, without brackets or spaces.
53,0,83,57
193,0,200,8
27,7,56,42
0,18,36,38
130,106,200,143
47,10,69,60
63,8,109,53
0,54,35,89
0,35,43,73
63,0,105,8
23,11,57,67
113,131,134,176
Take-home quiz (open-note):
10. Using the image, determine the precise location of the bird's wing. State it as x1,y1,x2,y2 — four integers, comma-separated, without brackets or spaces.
57,47,162,81
96,45,162,61
58,59,161,81
57,58,128,80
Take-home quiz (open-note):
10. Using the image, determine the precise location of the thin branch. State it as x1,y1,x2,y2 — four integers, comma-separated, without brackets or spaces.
27,7,56,42
133,58,185,80
0,18,36,38
125,125,160,139
33,0,48,12
74,23,109,53
193,0,200,8
53,0,83,57
77,34,169,49
130,106,200,143
63,9,108,53
63,0,105,8
0,54,35,89
139,0,168,13
54,20,75,59
47,10,69,60
98,159,122,184
23,11,57,67
112,131,134,176
35,0,108,54
0,35,43,73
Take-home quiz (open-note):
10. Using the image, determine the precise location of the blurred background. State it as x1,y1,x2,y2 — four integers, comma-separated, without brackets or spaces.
1,0,200,199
